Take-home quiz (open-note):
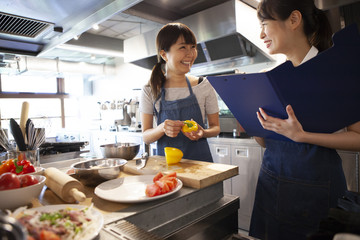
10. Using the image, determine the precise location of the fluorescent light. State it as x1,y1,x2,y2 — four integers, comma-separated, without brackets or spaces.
92,24,99,30
57,44,124,57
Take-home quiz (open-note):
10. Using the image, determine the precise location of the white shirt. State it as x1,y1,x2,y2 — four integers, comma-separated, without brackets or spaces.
300,46,319,64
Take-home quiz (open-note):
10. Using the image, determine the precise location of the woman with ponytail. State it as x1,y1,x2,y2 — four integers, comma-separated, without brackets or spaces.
249,0,360,239
140,23,220,162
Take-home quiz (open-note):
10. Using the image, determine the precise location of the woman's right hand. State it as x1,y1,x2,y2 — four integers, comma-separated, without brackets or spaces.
162,119,184,138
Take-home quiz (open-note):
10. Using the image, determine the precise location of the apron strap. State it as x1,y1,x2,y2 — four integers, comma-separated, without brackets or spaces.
153,76,194,117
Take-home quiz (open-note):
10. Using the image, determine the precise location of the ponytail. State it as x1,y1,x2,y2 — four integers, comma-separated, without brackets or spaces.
310,9,333,52
148,60,166,99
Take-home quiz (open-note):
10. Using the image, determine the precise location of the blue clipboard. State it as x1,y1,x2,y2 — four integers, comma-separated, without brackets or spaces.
208,24,360,141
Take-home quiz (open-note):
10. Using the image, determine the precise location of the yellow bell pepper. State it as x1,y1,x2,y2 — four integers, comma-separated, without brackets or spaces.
182,120,198,133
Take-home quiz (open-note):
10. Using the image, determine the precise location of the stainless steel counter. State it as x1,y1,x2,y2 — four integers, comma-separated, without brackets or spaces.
40,158,240,240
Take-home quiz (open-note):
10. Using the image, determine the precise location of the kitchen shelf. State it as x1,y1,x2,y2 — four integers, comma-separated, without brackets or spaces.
0,92,69,98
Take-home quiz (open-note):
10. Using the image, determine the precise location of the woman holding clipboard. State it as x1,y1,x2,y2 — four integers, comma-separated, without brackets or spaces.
249,0,360,239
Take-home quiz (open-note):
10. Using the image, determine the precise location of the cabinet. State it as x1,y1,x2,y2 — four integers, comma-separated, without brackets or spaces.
209,143,232,194
208,138,263,231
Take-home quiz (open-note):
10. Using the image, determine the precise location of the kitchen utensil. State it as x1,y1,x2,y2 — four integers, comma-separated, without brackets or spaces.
164,147,183,165
136,152,149,169
25,119,45,150
44,167,86,203
0,215,27,240
100,142,140,160
9,118,26,151
0,128,13,151
123,155,239,189
7,149,40,167
71,158,127,186
19,101,29,141
0,175,46,210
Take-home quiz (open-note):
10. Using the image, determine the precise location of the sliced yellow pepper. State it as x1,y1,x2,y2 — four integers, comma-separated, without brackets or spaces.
182,120,198,133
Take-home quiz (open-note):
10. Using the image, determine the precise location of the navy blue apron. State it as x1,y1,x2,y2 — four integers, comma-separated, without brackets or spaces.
249,139,346,240
154,77,213,162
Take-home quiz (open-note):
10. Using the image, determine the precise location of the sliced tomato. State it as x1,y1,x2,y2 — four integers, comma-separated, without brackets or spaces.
159,172,177,181
165,172,177,178
160,175,177,185
40,230,61,240
155,180,170,194
145,183,161,197
153,172,163,182
163,179,175,191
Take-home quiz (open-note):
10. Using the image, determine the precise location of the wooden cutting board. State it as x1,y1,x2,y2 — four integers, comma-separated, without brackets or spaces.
123,155,238,189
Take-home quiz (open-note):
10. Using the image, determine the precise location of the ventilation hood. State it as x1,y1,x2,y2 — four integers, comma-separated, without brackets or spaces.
124,0,360,75
124,0,280,75
0,0,139,57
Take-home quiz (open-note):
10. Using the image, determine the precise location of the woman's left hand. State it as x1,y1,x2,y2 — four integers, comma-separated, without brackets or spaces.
182,121,204,141
257,105,304,141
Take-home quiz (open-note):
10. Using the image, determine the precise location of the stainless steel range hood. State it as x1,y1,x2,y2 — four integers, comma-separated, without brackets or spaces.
0,0,141,57
124,0,280,75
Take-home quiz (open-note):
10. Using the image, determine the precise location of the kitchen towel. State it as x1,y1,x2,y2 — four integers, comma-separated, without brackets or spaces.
208,24,360,141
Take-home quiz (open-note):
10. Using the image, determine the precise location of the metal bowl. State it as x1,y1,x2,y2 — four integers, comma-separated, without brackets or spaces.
100,143,140,160
71,158,127,186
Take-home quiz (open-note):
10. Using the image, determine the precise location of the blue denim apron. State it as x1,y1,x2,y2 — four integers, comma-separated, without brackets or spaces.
154,77,213,162
249,139,346,240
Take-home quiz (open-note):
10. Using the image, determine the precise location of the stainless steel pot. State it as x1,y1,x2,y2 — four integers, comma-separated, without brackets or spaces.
100,142,140,160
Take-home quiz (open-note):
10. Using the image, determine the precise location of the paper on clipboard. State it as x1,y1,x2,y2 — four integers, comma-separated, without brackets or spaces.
208,24,360,141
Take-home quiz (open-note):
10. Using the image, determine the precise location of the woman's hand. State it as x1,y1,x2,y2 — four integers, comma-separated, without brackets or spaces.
162,119,184,138
182,120,204,141
257,105,305,141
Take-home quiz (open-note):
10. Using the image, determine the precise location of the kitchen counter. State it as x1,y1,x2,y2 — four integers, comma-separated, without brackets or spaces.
36,158,239,240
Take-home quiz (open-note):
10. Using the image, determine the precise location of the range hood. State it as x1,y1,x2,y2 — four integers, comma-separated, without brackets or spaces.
124,0,279,75
124,0,360,75
0,0,139,57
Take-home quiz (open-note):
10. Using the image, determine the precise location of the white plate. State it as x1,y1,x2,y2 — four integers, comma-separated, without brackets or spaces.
95,175,183,203
19,204,103,239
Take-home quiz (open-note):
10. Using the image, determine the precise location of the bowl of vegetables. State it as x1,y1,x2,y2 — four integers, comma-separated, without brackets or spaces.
0,174,46,210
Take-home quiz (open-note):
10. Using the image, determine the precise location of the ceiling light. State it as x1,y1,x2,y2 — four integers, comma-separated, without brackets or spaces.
73,35,80,40
57,44,124,58
92,24,99,30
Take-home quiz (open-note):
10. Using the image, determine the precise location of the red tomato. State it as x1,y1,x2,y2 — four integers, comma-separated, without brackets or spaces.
163,179,175,191
153,172,163,182
164,172,177,178
0,172,21,190
155,180,170,194
145,183,161,197
40,230,61,240
19,174,39,187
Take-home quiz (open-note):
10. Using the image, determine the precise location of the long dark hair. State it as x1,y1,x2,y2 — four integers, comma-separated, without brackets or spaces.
257,0,333,52
148,23,197,99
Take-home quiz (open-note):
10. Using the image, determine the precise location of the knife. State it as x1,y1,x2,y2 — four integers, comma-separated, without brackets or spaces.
136,152,149,169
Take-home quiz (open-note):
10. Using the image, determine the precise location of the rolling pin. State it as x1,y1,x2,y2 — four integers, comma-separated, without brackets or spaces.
44,167,86,203
19,101,29,141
